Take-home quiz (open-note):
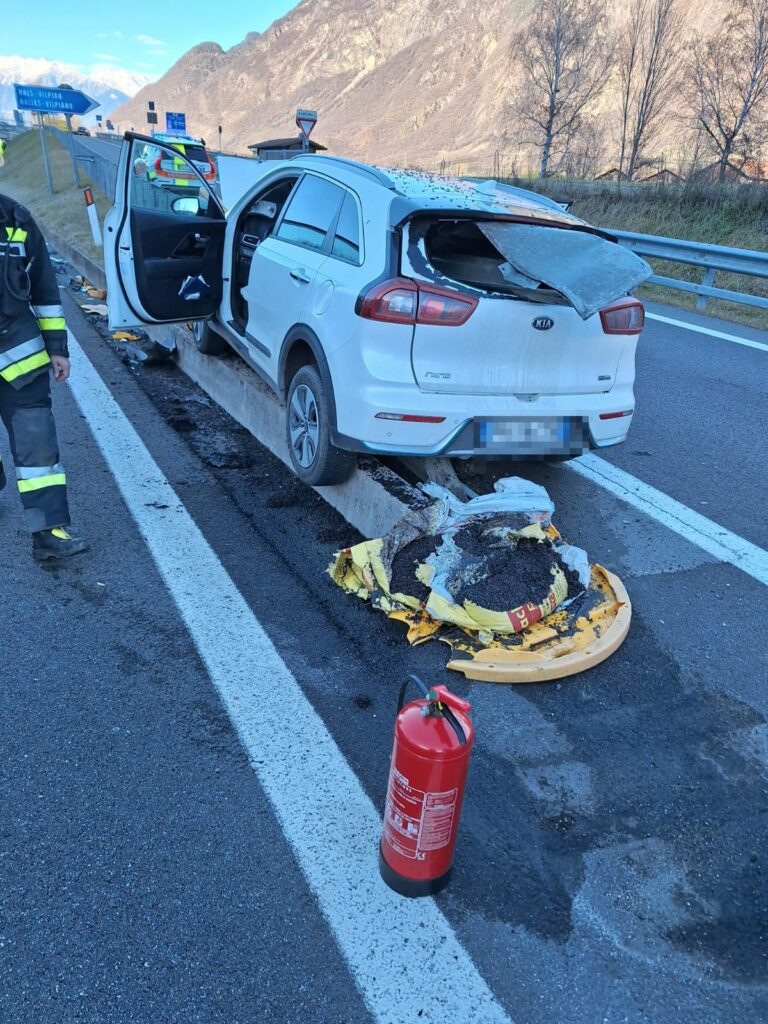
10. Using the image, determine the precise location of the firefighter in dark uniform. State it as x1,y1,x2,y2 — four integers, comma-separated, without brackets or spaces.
0,193,88,560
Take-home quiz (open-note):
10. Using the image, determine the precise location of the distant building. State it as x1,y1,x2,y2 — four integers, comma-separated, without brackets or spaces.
638,168,685,184
248,136,327,160
689,159,768,184
594,167,624,182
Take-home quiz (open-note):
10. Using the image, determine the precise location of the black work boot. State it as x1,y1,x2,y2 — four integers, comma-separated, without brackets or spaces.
32,527,90,561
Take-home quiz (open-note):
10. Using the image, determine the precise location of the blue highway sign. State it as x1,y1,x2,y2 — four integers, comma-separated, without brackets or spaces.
166,111,187,135
13,84,99,116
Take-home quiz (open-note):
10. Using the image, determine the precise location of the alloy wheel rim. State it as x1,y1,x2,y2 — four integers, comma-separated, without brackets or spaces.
289,383,320,468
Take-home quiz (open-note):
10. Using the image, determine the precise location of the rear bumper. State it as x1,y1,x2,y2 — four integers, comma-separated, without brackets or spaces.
332,385,635,457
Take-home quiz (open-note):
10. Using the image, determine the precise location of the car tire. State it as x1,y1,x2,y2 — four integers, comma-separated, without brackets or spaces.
191,320,228,356
286,364,354,487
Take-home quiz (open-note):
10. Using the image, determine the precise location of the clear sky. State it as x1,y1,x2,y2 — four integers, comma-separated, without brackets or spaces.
3,0,302,82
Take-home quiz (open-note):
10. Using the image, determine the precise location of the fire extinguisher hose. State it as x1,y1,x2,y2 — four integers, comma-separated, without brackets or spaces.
397,675,467,746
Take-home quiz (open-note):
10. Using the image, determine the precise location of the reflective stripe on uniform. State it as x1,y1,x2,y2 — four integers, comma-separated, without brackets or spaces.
17,464,67,493
4,227,27,242
1,350,51,383
1,241,26,257
16,463,66,480
31,304,65,319
37,317,67,332
0,335,47,371
17,472,67,493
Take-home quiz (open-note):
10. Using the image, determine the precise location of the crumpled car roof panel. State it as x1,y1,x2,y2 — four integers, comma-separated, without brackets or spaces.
478,221,652,319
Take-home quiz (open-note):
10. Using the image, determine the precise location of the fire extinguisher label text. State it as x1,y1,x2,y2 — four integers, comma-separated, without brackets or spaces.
418,789,458,852
384,771,424,859
384,769,459,860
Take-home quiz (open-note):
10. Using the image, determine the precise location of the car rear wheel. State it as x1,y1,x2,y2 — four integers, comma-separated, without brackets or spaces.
191,320,228,356
286,365,354,486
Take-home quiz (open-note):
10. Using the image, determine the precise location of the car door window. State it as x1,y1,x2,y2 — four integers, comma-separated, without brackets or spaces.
129,139,222,218
331,193,362,265
276,175,345,252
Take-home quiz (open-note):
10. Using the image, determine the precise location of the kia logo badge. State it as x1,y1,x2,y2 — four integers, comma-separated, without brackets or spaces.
532,316,555,331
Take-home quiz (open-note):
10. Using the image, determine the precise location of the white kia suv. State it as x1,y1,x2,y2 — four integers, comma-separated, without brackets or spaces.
104,133,649,486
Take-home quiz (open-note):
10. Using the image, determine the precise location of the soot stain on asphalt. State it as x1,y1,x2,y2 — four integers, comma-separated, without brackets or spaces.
668,857,768,982
188,697,250,761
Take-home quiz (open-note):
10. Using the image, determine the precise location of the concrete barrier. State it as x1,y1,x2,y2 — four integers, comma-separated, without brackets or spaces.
148,323,429,538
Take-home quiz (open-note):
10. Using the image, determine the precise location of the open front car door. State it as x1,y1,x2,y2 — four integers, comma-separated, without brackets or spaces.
104,133,226,330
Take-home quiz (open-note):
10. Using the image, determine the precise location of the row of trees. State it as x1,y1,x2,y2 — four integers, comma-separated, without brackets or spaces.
511,0,768,182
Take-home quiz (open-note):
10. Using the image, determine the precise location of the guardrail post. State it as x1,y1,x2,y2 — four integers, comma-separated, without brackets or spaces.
697,267,716,311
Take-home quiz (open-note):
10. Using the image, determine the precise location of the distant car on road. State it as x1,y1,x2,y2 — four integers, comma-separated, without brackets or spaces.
74,126,90,136
105,132,649,486
134,133,216,192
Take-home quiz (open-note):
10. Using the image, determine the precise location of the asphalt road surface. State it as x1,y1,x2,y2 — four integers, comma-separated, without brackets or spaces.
1,280,766,1024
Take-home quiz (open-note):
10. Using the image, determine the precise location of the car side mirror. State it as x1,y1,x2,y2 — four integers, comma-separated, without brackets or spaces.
172,196,201,215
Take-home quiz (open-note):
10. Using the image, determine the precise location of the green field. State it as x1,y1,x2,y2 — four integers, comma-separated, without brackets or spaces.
0,130,111,265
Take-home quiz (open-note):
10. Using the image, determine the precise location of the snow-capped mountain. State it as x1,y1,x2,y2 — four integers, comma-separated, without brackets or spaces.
0,56,150,121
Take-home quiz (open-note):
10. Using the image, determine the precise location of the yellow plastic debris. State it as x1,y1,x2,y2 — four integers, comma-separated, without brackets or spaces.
329,520,631,684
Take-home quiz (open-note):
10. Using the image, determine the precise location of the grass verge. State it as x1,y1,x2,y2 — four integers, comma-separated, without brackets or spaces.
0,130,111,265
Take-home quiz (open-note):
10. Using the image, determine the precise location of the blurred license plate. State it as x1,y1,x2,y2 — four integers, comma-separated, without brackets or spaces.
476,417,584,450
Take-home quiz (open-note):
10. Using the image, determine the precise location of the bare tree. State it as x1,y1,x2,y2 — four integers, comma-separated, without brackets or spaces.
616,0,685,180
688,0,768,182
511,0,613,178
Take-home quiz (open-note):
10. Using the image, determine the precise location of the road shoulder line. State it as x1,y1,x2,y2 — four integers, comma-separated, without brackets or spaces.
646,312,768,353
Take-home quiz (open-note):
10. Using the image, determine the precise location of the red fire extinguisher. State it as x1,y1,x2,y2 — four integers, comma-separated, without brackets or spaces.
379,675,474,897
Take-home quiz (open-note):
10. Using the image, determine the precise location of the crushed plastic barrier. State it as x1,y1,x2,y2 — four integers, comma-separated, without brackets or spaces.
329,477,631,683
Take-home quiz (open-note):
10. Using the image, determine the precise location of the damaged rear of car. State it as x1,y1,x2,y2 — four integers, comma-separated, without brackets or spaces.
354,171,651,458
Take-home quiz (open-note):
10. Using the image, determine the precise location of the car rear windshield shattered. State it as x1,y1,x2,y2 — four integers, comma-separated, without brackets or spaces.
410,218,652,320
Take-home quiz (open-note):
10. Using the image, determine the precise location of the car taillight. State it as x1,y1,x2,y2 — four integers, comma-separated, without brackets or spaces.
418,285,477,325
358,278,477,326
358,279,418,323
600,298,644,335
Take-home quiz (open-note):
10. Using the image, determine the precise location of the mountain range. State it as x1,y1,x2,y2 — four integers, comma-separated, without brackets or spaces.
0,56,148,123
114,0,729,174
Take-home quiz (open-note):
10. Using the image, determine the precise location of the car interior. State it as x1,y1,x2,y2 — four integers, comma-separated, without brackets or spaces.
416,217,569,305
232,176,299,329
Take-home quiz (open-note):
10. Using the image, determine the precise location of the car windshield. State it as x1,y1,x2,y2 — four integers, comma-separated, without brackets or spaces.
181,146,208,163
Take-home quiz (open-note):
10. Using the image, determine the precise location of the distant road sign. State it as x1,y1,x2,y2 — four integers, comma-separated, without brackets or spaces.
13,84,98,116
295,108,317,140
166,111,187,135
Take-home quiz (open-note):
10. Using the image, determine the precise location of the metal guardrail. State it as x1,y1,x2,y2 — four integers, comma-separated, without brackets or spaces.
609,229,768,311
51,127,118,197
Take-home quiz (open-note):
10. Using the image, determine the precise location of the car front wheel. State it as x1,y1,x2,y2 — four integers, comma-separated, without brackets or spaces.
286,365,354,486
191,320,228,356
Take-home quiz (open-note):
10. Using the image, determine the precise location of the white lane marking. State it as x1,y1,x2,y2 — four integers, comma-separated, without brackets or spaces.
566,452,768,588
66,332,512,1024
646,312,768,353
